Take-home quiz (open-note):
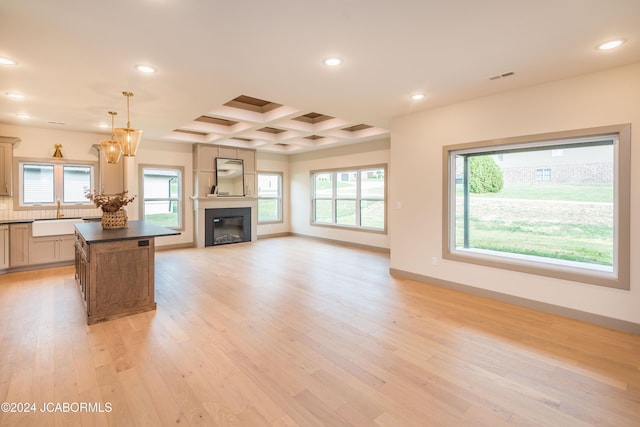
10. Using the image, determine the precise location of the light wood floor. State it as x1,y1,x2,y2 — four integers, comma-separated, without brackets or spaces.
1,236,639,426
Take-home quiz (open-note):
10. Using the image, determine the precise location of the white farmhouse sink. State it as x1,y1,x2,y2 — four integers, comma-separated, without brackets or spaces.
32,218,85,237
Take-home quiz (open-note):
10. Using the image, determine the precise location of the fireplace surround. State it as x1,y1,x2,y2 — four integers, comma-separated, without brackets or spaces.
191,196,258,248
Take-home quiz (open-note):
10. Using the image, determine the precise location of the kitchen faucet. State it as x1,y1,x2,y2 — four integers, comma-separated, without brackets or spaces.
56,199,64,218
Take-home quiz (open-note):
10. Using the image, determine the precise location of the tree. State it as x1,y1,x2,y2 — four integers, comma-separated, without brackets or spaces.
469,156,503,193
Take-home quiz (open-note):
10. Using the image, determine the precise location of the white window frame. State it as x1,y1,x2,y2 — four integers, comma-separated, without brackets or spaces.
443,124,631,290
139,165,184,230
257,172,283,224
311,164,387,233
15,158,96,210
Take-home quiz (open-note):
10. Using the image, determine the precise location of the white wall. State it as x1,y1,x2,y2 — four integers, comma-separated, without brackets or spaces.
390,62,640,325
256,151,290,237
289,139,390,249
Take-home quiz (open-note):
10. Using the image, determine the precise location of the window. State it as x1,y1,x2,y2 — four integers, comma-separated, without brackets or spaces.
257,172,282,223
18,160,95,208
23,164,54,204
443,124,630,289
63,165,92,203
311,165,386,231
535,168,551,181
140,166,183,229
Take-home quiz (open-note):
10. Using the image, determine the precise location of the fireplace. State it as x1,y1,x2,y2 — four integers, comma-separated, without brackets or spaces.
204,207,251,247
192,196,257,248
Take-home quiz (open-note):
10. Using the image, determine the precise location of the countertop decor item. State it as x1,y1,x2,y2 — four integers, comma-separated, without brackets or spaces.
101,209,128,229
85,191,136,229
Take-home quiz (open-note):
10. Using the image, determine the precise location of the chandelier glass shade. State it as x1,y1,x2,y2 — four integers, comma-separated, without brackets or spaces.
99,111,123,164
114,91,143,157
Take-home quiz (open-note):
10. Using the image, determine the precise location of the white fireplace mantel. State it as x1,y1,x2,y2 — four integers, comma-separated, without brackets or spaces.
191,196,258,247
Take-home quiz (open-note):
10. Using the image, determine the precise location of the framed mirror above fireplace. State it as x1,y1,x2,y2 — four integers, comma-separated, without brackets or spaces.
215,157,244,196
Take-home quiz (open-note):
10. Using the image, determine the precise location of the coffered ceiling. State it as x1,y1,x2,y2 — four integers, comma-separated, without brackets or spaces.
169,95,388,153
1,0,639,154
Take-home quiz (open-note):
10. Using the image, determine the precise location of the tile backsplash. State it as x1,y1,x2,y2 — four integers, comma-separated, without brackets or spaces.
0,196,102,221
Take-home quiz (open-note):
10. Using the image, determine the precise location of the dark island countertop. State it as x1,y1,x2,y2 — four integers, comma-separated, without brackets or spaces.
74,220,180,243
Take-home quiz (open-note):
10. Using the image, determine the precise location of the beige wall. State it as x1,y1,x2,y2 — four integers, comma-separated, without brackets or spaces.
256,151,290,237
0,123,194,248
0,124,103,220
1,122,389,251
389,62,640,325
1,123,102,160
289,139,391,249
133,140,193,248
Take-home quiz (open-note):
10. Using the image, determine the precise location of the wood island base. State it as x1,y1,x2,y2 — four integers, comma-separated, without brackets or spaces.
74,221,179,325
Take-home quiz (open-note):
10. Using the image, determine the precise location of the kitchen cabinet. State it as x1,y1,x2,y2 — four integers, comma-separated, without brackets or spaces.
0,225,8,270
29,234,75,265
59,235,76,260
8,222,75,269
9,223,30,267
0,142,14,196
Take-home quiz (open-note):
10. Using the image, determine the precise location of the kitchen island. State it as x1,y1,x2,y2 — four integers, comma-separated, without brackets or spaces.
74,220,180,325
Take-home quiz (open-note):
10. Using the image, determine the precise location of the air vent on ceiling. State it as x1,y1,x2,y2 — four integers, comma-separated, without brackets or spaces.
489,71,515,80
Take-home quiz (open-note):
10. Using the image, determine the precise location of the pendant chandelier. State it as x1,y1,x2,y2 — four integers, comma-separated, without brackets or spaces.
114,91,143,157
99,111,123,164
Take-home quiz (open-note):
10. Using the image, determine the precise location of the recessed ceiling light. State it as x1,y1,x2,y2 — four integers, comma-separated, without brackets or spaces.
324,57,342,66
597,40,624,50
5,92,25,99
0,56,17,65
411,94,425,101
135,64,156,73
16,113,30,119
98,123,109,129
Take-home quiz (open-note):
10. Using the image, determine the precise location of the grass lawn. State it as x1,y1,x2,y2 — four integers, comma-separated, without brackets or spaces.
457,182,614,266
145,213,179,228
471,182,613,202
314,199,385,229
258,199,279,222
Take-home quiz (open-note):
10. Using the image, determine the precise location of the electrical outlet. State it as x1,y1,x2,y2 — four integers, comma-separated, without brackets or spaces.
432,256,438,265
